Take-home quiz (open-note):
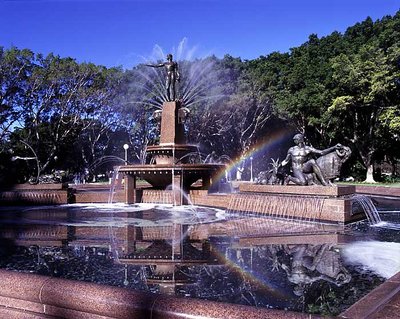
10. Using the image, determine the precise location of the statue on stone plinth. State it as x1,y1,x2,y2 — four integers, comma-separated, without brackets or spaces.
280,133,346,186
146,53,180,101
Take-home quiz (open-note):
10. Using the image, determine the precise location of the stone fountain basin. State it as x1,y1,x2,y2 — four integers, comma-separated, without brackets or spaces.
146,144,199,164
119,163,225,189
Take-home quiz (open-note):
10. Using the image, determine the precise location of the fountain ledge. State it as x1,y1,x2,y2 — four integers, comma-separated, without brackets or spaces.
0,269,315,319
190,185,359,224
0,183,68,205
239,184,356,197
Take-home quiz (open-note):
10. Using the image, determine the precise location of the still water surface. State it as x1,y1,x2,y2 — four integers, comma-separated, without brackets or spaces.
0,198,399,316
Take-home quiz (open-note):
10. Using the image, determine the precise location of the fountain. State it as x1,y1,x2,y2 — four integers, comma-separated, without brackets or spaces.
118,54,225,205
1,200,400,317
226,133,362,224
118,100,225,205
0,43,399,319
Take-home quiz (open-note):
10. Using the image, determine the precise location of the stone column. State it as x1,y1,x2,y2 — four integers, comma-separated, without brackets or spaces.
124,175,136,204
172,173,184,205
160,101,185,145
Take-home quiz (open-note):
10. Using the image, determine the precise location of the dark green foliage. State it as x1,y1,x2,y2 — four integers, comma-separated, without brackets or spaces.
1,10,399,183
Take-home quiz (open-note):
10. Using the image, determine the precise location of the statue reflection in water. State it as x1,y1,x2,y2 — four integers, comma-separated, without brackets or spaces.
266,244,352,296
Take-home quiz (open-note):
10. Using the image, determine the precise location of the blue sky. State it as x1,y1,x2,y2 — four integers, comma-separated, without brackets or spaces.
1,0,399,69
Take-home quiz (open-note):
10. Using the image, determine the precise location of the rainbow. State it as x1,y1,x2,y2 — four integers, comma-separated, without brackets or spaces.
216,128,294,180
206,243,294,301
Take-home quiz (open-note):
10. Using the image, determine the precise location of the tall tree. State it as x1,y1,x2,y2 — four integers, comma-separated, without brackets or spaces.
11,53,121,179
327,43,400,182
188,55,245,157
0,47,34,146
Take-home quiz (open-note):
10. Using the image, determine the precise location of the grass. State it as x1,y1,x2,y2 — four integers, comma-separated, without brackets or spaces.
337,181,400,188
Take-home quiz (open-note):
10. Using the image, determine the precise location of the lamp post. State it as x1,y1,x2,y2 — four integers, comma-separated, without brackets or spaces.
250,156,253,182
123,144,129,165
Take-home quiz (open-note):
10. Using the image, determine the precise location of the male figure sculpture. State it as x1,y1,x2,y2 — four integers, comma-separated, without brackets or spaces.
146,54,180,101
280,134,342,186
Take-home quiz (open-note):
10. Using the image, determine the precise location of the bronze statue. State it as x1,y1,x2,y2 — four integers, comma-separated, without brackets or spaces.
280,134,343,186
146,53,180,101
316,145,352,181
255,158,285,185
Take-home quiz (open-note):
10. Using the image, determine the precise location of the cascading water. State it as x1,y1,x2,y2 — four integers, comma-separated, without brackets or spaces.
142,189,174,204
226,193,325,223
352,195,382,225
108,166,122,262
108,166,121,204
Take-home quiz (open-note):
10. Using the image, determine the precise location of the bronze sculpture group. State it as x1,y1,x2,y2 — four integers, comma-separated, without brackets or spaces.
257,133,351,186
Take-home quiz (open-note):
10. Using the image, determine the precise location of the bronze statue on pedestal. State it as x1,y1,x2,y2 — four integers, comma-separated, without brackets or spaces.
280,134,350,186
146,53,180,101
256,134,351,186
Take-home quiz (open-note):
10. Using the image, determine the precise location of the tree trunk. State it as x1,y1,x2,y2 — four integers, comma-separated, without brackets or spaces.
364,164,376,183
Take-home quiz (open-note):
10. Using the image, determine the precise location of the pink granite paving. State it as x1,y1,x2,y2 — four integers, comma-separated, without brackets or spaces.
340,272,400,319
0,269,324,319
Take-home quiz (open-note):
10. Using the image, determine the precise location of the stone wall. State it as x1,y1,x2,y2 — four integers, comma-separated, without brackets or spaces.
0,188,68,205
189,186,357,224
0,269,313,319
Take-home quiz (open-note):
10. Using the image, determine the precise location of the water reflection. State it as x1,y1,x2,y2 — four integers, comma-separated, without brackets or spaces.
0,204,393,315
267,244,351,296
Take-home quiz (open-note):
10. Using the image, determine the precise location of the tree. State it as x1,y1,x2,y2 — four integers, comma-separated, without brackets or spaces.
225,60,274,157
0,47,34,146
76,66,123,170
188,55,245,157
115,65,159,164
10,53,122,180
327,44,400,182
271,34,345,146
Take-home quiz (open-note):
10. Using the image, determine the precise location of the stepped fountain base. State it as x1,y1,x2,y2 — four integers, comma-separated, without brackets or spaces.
119,163,224,205
117,101,225,205
190,184,361,224
239,183,356,197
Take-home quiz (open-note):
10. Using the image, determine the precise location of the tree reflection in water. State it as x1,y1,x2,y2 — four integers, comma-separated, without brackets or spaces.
0,204,393,316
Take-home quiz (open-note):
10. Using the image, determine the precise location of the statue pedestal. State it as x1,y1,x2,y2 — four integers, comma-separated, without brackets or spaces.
239,184,355,197
230,184,357,223
160,101,185,144
120,101,225,205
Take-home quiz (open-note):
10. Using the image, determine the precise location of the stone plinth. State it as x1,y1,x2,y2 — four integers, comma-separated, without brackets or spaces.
0,183,68,205
355,185,400,198
190,185,358,224
5,183,67,190
120,163,224,205
339,271,400,319
190,190,231,209
73,189,125,203
239,183,356,197
160,101,185,144
0,189,68,205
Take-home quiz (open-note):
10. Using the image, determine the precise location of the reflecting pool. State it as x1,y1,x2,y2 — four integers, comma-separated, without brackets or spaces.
0,197,399,316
